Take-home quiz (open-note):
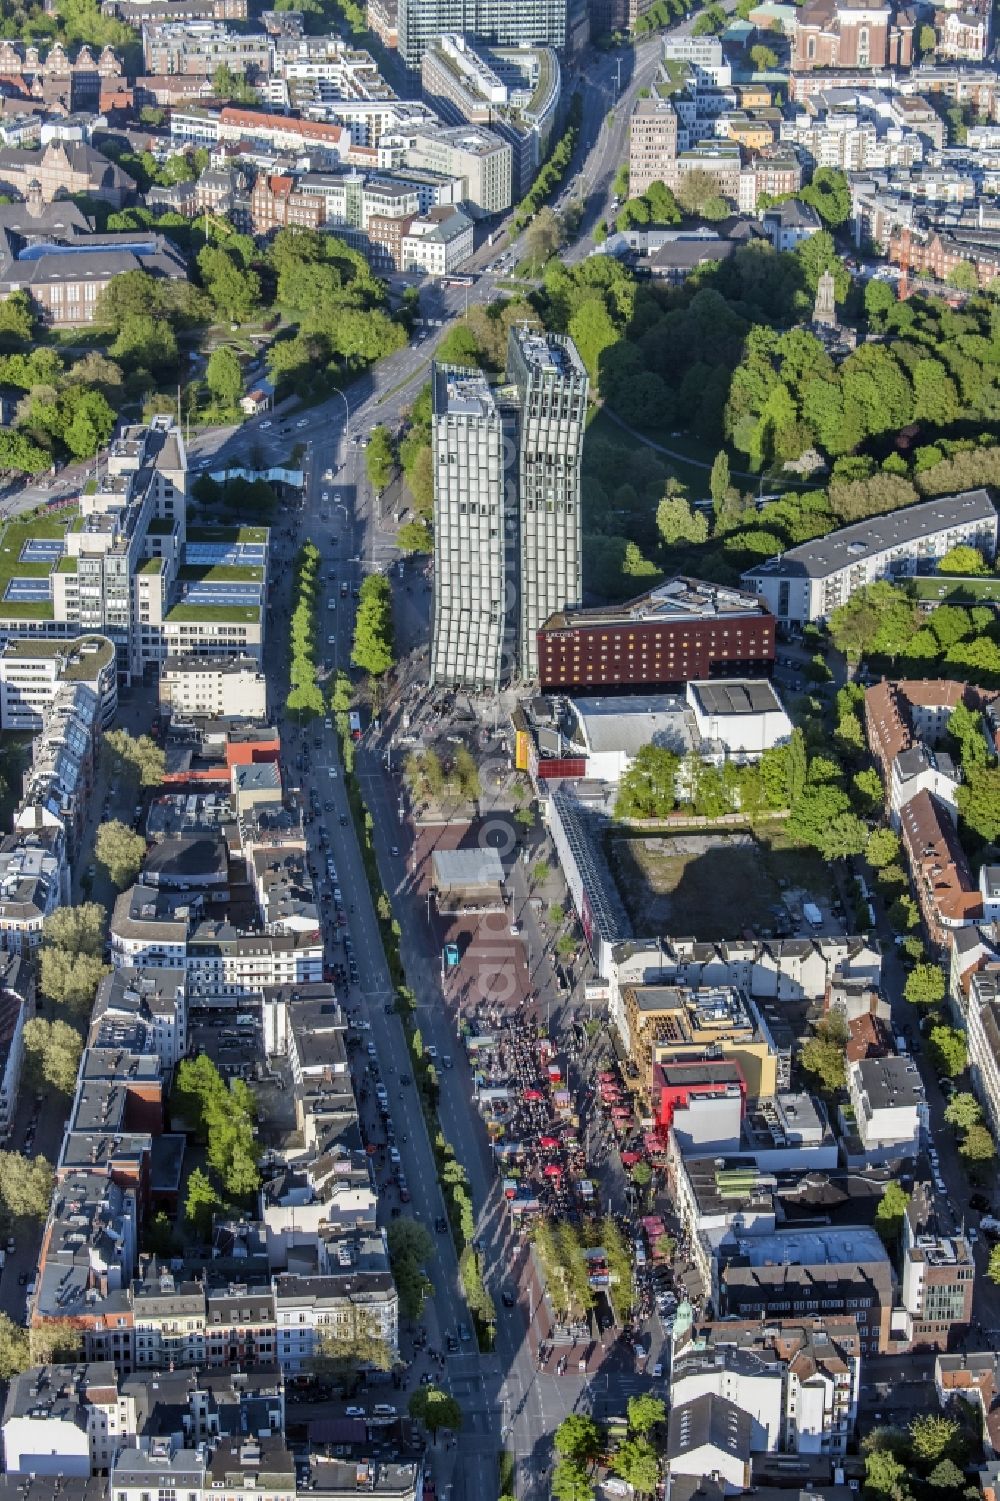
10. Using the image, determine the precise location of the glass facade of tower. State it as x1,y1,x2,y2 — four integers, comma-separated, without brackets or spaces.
508,326,588,681
430,364,506,690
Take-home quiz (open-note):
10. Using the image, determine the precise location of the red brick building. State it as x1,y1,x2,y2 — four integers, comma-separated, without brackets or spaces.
792,0,914,71
250,173,324,235
537,576,775,693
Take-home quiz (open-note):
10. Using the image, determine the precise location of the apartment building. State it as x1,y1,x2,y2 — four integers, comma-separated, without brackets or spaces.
844,1054,927,1163
780,108,924,171
397,0,568,69
89,966,187,1069
742,489,998,625
0,828,68,955
0,953,31,1135
14,681,101,858
902,1184,974,1350
0,634,117,731
141,20,271,76
671,1318,861,1456
400,206,474,274
864,678,970,827
509,328,588,681
159,655,268,720
402,123,512,211
537,577,776,694
629,96,679,195
719,1226,895,1354
620,982,781,1097
900,789,982,949
273,1270,399,1372
964,968,1000,1145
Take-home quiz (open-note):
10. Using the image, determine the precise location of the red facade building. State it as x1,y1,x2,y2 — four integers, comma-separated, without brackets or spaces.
537,576,775,693
653,1058,747,1133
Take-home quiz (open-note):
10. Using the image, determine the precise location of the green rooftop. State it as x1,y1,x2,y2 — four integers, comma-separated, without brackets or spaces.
147,517,175,536
140,558,166,574
908,576,1000,604
56,558,78,575
178,563,264,584
167,603,261,624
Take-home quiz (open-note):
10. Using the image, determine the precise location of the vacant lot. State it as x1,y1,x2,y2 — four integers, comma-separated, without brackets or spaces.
608,826,836,942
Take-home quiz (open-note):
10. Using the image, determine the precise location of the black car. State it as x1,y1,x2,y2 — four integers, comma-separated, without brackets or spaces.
971,1192,992,1213
501,1290,516,1308
435,1215,447,1233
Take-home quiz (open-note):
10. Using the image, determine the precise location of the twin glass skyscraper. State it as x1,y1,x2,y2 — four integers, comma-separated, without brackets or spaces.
430,326,588,690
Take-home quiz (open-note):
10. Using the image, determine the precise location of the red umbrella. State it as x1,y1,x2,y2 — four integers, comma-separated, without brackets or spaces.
539,1136,560,1149
523,1088,544,1101
544,1164,563,1178
621,1151,641,1166
599,1072,616,1083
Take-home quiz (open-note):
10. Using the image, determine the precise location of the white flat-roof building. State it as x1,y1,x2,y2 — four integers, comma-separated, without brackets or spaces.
686,678,793,761
158,654,267,720
742,489,998,624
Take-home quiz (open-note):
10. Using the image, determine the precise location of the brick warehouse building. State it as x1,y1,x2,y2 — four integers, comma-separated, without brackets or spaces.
536,577,775,693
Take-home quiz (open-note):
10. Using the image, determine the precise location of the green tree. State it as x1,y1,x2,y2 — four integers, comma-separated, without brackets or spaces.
710,449,730,508
988,1243,1000,1284
366,425,395,491
28,1319,83,1367
799,168,851,229
312,1322,394,1375
959,1123,996,1162
904,963,946,1007
95,820,147,890
212,63,259,103
397,520,433,553
909,1414,960,1464
0,1313,29,1379
39,946,107,1018
957,766,1000,842
820,811,869,861
828,582,915,662
866,827,900,869
386,1217,434,1320
613,1437,660,1495
938,544,986,575
929,1024,967,1078
525,205,563,268
330,671,353,713
627,1393,666,1435
800,1013,848,1092
750,42,778,68
865,1449,907,1497
352,574,394,678
104,729,166,788
184,1167,221,1237
551,1461,595,1501
927,1460,966,1492
944,1092,982,1131
615,745,679,819
948,259,979,293
874,1181,910,1247
206,346,243,407
918,22,936,53
656,494,708,545
22,1017,82,1095
555,1413,602,1463
0,1150,54,1221
408,1385,462,1438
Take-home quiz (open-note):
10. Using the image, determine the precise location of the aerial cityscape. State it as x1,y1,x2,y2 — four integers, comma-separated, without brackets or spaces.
0,1,999,1500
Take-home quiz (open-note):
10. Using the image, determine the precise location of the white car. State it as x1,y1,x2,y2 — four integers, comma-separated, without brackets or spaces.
329,766,338,777
334,492,342,503
296,418,308,428
346,1406,366,1418
322,490,329,501
327,634,337,644
259,419,272,429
